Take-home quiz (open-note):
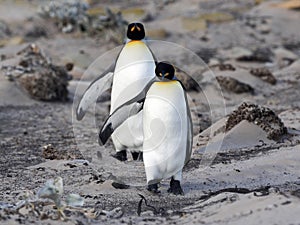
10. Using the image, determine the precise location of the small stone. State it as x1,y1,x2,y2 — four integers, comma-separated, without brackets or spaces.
216,76,254,94
65,62,74,71
196,48,217,64
257,24,271,34
274,47,298,67
101,207,123,219
25,25,47,38
0,54,6,61
42,144,80,160
237,48,273,63
249,68,277,85
226,47,253,59
65,193,84,207
141,210,155,217
275,47,298,59
42,144,60,160
218,64,236,71
208,58,220,66
18,207,31,216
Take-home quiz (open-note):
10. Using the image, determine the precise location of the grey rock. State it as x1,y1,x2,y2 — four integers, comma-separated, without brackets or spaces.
249,67,277,85
216,76,254,94
226,102,287,140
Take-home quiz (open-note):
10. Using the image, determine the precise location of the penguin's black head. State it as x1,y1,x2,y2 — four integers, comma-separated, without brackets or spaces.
127,22,145,40
155,62,175,80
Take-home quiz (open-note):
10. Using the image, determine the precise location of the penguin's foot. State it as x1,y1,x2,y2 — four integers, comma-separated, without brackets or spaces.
112,150,127,161
132,152,143,161
147,183,160,194
168,178,184,195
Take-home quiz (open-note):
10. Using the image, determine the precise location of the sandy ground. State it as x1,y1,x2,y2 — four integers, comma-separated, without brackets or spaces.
0,0,300,224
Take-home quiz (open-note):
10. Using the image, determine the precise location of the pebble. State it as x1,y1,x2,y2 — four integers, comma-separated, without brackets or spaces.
216,76,254,94
237,47,273,63
249,68,277,85
25,25,47,38
196,48,217,63
274,47,298,68
225,47,253,59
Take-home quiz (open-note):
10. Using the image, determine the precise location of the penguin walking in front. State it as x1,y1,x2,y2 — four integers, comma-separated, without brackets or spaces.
76,22,156,161
99,62,193,195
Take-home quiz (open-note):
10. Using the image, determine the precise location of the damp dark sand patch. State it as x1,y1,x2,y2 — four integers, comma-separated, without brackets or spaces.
0,103,80,173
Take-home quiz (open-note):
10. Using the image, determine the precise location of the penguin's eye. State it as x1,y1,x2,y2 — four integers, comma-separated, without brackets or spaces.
131,26,135,32
137,26,141,31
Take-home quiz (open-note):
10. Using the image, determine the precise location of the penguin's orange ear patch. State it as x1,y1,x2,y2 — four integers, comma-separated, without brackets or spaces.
131,26,135,32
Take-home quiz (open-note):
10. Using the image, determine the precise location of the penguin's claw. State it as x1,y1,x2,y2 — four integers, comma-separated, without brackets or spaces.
112,150,127,161
168,178,184,195
147,183,160,194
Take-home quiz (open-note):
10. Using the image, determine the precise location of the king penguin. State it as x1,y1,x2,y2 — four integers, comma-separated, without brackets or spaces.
99,62,193,195
76,22,156,161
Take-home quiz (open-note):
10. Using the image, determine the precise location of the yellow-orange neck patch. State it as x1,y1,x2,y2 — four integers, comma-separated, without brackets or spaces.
127,40,143,46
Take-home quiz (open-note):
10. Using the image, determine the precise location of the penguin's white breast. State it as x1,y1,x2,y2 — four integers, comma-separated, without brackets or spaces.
143,81,188,178
111,41,155,111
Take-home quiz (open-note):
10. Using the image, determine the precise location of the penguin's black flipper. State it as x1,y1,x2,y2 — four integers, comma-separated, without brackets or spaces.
99,101,144,145
99,78,155,145
76,64,115,121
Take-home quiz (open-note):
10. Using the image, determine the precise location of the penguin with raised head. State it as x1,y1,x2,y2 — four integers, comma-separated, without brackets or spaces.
76,22,156,161
99,62,193,195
